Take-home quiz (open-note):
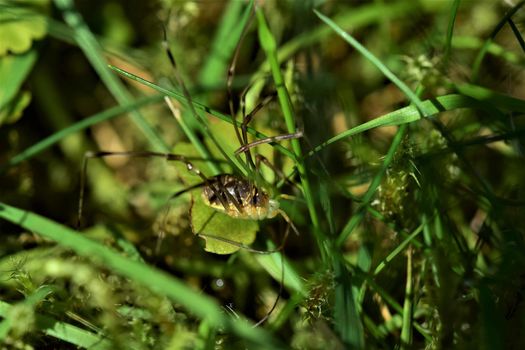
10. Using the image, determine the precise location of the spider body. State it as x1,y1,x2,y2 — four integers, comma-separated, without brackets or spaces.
202,174,279,220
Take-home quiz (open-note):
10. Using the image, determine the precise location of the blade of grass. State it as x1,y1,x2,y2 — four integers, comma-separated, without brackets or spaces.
108,65,297,161
454,83,525,111
253,250,305,296
255,6,326,260
352,266,431,341
0,202,284,349
450,36,524,66
0,299,111,349
0,285,54,340
336,123,407,247
443,0,461,66
471,0,525,82
478,284,504,350
197,1,250,88
52,0,168,152
333,258,365,348
314,9,428,116
307,92,524,157
373,224,424,276
164,96,224,176
2,94,163,171
255,8,364,346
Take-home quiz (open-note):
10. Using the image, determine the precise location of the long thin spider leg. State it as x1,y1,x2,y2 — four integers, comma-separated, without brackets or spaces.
252,241,285,328
77,154,90,229
155,180,210,254
238,90,278,176
240,91,277,137
162,29,233,173
164,93,245,213
235,130,304,156
253,154,302,194
227,10,255,163
277,208,300,237
76,151,242,229
196,233,281,254
238,84,258,172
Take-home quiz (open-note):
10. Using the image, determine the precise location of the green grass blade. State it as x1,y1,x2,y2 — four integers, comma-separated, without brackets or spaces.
0,202,283,349
0,299,112,349
197,1,250,88
454,83,525,111
314,9,428,116
478,284,504,350
333,260,365,349
450,36,525,66
108,65,297,161
255,6,325,259
307,92,524,157
2,94,163,170
337,124,407,247
373,224,424,276
52,0,168,152
253,250,306,296
443,0,461,65
471,0,525,82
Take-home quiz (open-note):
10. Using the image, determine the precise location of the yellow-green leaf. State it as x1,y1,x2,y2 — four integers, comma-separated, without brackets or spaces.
190,193,258,255
0,0,50,56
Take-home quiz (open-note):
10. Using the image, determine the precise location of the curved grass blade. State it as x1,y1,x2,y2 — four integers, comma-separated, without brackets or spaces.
443,0,461,66
109,65,297,162
255,6,325,260
197,1,251,88
471,0,525,82
450,36,525,66
52,0,168,152
246,1,415,97
0,298,112,349
2,94,163,171
0,202,284,349
307,93,525,157
314,9,428,116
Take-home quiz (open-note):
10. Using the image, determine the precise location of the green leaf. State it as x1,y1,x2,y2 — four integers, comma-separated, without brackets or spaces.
0,49,38,125
0,90,31,125
191,193,258,255
0,0,49,56
171,141,259,255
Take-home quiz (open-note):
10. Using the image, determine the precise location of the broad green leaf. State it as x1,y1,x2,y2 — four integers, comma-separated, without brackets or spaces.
191,191,258,255
171,141,259,255
0,0,49,56
0,90,31,125
0,49,38,125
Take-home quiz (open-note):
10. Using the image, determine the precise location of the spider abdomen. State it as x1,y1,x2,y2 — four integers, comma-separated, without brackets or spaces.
201,174,279,220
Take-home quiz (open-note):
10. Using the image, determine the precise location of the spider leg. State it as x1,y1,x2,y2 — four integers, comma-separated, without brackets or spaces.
235,130,303,156
227,9,255,167
77,151,242,229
